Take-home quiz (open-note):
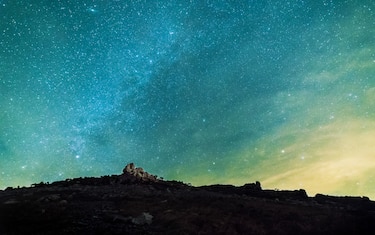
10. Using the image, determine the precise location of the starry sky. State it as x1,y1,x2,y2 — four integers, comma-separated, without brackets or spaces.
1,0,374,198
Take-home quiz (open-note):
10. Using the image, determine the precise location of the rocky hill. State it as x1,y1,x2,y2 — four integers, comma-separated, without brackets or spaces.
1,163,374,234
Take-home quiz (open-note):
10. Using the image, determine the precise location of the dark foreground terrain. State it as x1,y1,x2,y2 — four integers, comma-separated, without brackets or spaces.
1,164,375,235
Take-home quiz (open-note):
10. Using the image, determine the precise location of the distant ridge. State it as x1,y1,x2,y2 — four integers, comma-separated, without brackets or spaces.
1,163,375,234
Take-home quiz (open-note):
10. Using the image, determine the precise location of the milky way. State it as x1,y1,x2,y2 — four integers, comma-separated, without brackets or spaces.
1,1,374,198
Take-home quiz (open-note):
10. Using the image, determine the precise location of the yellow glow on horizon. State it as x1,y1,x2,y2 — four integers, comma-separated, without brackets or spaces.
242,118,375,198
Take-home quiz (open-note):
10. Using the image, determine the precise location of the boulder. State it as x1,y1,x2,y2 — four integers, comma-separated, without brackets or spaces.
122,163,158,182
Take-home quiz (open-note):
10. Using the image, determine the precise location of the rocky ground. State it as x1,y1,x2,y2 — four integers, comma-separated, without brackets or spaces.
1,163,375,235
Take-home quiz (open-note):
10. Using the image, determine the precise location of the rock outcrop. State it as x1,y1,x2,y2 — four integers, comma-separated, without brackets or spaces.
122,163,158,182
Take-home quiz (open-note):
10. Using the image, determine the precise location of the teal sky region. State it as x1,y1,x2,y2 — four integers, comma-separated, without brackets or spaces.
1,1,375,198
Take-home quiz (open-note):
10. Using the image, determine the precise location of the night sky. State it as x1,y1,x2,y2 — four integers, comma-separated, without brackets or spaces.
1,1,375,198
